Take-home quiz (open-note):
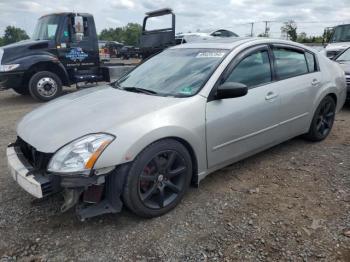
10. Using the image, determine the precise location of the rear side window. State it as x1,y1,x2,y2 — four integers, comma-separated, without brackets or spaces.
225,50,272,88
273,48,308,79
305,52,317,72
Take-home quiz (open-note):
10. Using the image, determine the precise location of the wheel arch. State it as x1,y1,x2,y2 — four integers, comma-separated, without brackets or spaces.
327,92,337,106
163,136,199,187
23,61,70,87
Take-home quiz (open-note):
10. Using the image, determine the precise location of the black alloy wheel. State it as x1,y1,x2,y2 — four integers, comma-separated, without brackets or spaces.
304,96,336,141
138,150,188,209
122,139,192,218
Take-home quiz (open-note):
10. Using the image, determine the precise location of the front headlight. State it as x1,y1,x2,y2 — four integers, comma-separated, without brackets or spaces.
0,64,20,72
47,133,115,174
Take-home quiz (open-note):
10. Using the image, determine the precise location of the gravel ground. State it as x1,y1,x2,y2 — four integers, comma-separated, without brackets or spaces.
0,89,349,262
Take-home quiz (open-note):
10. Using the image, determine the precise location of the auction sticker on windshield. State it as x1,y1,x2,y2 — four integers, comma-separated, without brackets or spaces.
196,52,226,58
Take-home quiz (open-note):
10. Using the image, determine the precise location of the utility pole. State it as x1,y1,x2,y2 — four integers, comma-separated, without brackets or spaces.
250,22,254,37
263,21,272,37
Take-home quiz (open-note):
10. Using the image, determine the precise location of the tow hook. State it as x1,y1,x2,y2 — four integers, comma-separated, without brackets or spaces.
61,188,83,213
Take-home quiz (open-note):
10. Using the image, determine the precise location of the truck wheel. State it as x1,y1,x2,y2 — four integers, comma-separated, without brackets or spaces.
122,139,192,218
12,86,29,96
29,71,62,101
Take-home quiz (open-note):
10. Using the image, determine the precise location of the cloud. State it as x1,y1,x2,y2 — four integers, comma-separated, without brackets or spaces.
0,0,349,38
111,0,136,9
106,17,123,26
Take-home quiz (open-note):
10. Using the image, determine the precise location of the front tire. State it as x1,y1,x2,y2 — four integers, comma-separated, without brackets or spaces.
29,71,63,101
122,139,192,218
304,96,336,142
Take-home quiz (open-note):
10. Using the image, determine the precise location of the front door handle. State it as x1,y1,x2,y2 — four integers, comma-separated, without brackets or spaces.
311,79,321,87
265,91,278,101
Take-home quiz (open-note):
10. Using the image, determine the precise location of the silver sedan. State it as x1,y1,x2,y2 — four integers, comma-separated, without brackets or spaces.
7,38,347,220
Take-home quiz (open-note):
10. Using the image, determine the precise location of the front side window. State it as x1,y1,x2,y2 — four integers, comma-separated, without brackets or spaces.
224,50,272,88
115,48,228,97
32,15,60,41
273,48,308,79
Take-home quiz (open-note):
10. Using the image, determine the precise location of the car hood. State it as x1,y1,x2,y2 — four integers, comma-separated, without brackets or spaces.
326,42,350,52
17,85,183,153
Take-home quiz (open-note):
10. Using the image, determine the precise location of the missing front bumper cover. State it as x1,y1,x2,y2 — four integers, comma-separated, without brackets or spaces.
8,142,130,220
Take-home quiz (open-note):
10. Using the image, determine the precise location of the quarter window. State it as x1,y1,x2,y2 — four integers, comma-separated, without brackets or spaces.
305,52,317,72
224,50,272,88
273,48,308,79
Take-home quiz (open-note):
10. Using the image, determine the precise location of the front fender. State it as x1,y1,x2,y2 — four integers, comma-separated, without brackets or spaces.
95,125,207,177
11,54,58,71
12,54,70,85
94,96,208,176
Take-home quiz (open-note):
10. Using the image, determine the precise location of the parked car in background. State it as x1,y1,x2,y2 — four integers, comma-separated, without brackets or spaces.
7,38,346,220
98,41,111,62
176,29,239,44
334,47,350,101
104,41,124,58
119,46,140,59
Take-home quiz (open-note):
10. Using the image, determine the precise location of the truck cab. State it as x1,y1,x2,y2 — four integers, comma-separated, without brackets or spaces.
0,13,108,101
324,24,350,59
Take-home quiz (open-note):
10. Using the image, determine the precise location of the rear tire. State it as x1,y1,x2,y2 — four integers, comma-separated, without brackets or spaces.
122,139,192,218
303,96,336,142
29,71,63,102
12,86,29,96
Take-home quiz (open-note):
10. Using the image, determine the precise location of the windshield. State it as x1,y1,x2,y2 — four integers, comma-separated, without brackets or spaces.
336,48,350,62
331,25,350,43
115,48,228,97
32,15,60,40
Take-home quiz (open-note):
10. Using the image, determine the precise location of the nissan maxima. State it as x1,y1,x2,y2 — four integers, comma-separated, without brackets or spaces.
7,38,347,220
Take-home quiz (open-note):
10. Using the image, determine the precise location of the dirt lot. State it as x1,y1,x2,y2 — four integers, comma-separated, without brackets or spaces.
0,89,349,262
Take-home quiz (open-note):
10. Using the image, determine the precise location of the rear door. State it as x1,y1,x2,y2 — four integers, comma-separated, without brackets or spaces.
206,45,282,168
271,45,321,137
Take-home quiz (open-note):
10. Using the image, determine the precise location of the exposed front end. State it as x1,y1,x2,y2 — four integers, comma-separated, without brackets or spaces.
7,136,128,221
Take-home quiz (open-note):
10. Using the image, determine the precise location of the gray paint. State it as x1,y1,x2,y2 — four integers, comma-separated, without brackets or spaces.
15,38,347,183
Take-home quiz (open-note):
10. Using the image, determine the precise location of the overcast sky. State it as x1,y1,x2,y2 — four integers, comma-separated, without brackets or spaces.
0,0,349,38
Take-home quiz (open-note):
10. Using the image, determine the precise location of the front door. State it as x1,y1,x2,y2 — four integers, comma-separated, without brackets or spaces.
206,46,282,169
56,15,99,72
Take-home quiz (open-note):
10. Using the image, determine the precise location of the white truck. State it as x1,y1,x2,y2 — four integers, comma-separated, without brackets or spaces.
323,24,350,59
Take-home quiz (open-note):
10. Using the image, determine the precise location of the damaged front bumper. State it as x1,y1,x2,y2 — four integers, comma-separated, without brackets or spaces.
7,144,129,221
7,145,60,198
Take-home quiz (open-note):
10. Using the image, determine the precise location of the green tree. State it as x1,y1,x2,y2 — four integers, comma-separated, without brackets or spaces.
2,26,29,45
323,27,334,43
99,23,142,46
123,23,142,46
281,20,297,41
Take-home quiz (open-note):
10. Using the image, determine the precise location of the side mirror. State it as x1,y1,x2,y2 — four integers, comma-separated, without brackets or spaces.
216,82,248,99
74,15,84,42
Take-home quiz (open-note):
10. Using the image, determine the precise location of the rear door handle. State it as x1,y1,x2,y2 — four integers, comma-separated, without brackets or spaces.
265,92,278,101
311,79,321,86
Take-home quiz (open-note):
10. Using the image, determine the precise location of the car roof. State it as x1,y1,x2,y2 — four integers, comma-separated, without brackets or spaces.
170,37,317,53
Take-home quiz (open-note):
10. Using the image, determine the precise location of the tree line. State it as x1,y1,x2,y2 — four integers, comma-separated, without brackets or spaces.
0,22,330,47
0,26,30,46
279,20,331,44
0,24,143,47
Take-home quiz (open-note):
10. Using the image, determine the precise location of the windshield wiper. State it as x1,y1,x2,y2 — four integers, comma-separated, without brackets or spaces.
122,87,158,95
